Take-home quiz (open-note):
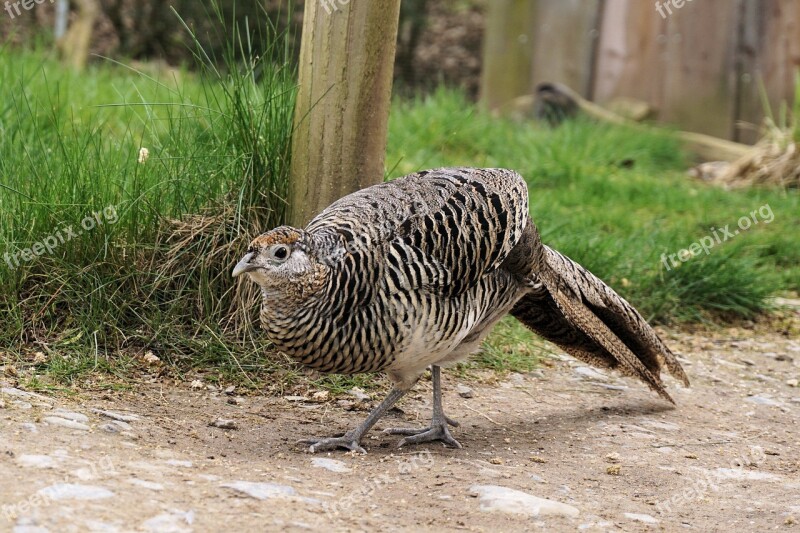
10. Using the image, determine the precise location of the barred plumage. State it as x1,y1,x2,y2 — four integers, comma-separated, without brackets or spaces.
233,167,689,453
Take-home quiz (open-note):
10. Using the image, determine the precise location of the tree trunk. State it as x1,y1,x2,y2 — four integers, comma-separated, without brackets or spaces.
479,0,537,111
56,0,99,70
288,0,402,227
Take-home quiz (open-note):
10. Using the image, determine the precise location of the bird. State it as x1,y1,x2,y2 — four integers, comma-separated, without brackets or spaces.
232,167,689,453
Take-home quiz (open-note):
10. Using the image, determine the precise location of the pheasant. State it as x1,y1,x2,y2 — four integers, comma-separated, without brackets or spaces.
232,167,689,453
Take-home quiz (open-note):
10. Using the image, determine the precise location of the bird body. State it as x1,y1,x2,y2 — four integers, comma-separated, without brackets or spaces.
233,167,689,452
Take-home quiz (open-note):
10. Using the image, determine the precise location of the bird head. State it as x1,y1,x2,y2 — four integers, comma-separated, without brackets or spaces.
232,226,323,296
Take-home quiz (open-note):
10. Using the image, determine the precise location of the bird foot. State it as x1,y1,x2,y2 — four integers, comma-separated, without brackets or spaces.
298,434,367,454
383,419,463,449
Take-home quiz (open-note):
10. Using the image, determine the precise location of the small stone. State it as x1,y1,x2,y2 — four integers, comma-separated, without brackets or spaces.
470,485,579,518
786,516,796,526
210,418,238,430
141,510,194,532
347,388,370,403
128,478,165,491
91,409,140,422
489,457,504,465
312,390,330,402
786,379,798,387
38,483,114,500
17,454,58,468
685,453,698,459
227,397,245,406
224,386,236,395
51,409,89,423
221,481,296,500
311,458,351,473
190,380,203,390
574,367,609,382
33,351,47,364
164,459,193,468
143,351,160,364
529,456,546,464
456,384,474,398
605,452,621,463
284,395,307,402
43,416,90,431
624,513,659,524
606,465,621,475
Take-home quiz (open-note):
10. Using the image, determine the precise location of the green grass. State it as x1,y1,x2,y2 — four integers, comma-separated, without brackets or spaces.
387,89,799,324
0,48,797,390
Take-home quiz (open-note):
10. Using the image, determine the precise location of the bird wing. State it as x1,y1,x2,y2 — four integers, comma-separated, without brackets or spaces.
305,167,530,297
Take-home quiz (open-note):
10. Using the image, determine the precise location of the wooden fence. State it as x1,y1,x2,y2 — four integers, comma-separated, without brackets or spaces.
482,0,800,143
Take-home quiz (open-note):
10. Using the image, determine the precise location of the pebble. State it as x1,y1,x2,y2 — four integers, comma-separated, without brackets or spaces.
141,510,194,533
746,395,782,407
17,454,58,469
128,478,165,491
221,481,296,500
38,483,114,500
470,485,580,518
0,387,51,402
624,513,659,524
787,379,799,387
346,388,370,403
164,459,193,468
43,416,90,431
209,418,238,430
51,409,89,423
311,458,351,473
574,367,609,381
101,420,133,433
91,409,140,422
456,385,474,398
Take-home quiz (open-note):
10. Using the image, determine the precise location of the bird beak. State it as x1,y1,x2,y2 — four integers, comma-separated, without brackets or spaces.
232,252,257,278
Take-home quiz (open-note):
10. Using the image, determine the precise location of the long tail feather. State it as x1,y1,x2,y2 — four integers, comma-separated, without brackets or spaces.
511,245,689,402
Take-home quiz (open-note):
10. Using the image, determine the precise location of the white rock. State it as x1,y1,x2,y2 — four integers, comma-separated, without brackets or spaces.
141,510,194,533
456,384,474,398
43,416,90,431
20,423,38,433
0,387,51,402
128,478,165,491
164,459,193,468
222,481,296,500
574,367,609,382
624,513,659,524
50,409,88,423
17,455,57,469
38,483,114,500
91,409,140,422
311,458,351,473
470,485,579,518
746,395,782,407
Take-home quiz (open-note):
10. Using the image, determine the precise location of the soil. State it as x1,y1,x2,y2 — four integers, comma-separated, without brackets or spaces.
2,316,799,532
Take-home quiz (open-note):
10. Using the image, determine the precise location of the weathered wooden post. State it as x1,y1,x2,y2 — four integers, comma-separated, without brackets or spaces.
289,0,402,226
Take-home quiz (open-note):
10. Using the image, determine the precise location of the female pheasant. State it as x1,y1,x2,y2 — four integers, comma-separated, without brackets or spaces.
232,167,689,453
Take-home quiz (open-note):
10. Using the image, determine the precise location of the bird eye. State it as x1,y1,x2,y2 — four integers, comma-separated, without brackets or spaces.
271,245,289,261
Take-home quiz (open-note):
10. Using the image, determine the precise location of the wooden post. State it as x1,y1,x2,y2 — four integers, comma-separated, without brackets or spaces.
288,0,402,227
56,0,99,70
479,0,536,111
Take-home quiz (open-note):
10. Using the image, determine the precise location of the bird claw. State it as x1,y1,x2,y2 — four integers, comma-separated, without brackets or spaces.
383,422,462,449
298,435,367,454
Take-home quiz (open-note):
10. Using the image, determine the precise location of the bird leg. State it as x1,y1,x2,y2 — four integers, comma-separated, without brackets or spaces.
299,387,408,454
384,365,462,449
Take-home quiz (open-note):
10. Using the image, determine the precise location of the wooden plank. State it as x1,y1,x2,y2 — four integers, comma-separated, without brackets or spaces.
529,0,602,98
592,0,668,108
736,0,800,143
479,0,537,110
659,0,740,139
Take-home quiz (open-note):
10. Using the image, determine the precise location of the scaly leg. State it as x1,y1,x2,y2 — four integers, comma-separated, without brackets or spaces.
299,387,408,454
384,365,462,448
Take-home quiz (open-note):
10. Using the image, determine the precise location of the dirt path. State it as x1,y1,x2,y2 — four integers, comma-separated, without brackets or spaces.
2,321,799,532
